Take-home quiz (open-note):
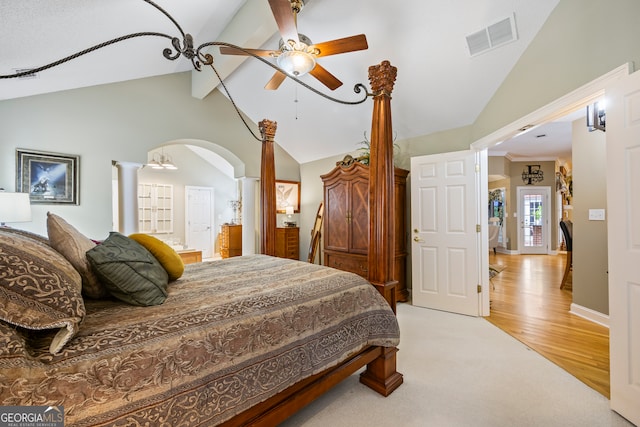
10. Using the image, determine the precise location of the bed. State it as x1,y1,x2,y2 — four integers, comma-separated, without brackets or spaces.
0,60,402,426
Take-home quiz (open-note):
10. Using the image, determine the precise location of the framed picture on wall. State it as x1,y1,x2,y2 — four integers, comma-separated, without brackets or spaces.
16,149,80,205
275,180,300,213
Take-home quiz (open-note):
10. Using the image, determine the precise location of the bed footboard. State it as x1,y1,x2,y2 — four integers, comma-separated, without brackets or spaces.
221,345,402,426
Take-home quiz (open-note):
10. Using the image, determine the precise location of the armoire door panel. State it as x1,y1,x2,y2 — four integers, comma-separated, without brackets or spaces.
324,183,348,251
350,178,370,254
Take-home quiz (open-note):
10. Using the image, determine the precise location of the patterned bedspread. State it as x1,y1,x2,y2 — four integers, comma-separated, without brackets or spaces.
0,255,399,426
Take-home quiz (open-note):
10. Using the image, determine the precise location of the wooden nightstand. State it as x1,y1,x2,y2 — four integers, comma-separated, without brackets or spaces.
220,224,242,258
177,249,202,265
275,227,299,260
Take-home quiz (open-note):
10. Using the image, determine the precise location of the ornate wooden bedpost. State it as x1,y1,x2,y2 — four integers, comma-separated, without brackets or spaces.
366,60,398,311
259,119,277,256
360,60,403,396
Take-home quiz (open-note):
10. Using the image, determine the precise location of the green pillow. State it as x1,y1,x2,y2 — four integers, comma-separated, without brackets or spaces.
86,232,168,306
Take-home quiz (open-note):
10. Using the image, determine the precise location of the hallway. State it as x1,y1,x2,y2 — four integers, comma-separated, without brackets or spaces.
486,253,610,398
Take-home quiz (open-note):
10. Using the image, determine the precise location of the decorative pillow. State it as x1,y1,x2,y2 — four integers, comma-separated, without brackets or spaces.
47,212,109,299
86,232,169,306
0,228,85,355
128,233,185,281
0,226,50,246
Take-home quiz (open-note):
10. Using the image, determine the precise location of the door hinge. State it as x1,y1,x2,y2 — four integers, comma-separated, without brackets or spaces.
476,224,481,232
475,163,480,173
477,284,482,293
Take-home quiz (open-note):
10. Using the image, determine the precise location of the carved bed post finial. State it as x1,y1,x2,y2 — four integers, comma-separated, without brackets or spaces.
259,119,277,142
368,60,397,97
259,119,277,256
359,60,403,397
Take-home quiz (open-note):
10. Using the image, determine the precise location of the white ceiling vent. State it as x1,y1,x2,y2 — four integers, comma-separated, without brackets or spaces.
466,14,518,57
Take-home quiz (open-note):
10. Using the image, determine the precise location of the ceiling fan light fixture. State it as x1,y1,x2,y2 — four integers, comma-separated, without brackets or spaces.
277,49,316,77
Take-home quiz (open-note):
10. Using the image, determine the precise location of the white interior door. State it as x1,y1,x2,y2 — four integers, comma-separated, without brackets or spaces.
517,186,550,254
185,186,214,258
607,69,640,425
410,150,480,316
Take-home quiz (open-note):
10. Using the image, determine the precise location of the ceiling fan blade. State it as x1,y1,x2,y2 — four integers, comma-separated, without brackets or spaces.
311,34,368,57
268,0,299,44
309,64,343,90
265,71,287,90
219,46,277,57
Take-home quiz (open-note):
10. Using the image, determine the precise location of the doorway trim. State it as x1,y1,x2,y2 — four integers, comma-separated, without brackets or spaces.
471,63,630,322
471,64,631,151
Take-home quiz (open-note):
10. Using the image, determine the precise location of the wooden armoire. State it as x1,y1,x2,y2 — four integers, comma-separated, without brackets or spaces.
321,161,409,302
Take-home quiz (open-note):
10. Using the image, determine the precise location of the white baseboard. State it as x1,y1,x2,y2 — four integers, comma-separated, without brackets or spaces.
570,303,609,328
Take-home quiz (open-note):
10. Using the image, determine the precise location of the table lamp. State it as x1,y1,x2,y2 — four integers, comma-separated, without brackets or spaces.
0,191,32,226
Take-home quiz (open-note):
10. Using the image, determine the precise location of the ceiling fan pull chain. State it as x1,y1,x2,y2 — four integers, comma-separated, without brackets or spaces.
295,85,299,120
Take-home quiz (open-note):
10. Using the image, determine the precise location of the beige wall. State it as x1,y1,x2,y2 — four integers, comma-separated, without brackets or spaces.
0,72,299,239
299,153,349,264
488,159,557,252
508,160,558,251
488,156,510,178
473,0,640,141
571,118,608,314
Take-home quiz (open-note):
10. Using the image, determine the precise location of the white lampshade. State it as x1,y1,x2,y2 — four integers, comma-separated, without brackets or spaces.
277,50,316,76
0,192,32,225
285,206,295,216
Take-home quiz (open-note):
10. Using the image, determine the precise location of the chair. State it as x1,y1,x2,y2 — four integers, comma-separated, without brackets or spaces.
559,219,573,290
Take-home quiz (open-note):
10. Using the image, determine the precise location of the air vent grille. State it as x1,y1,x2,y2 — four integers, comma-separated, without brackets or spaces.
466,14,518,57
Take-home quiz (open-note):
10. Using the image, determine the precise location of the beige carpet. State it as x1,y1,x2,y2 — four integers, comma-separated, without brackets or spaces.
281,304,633,427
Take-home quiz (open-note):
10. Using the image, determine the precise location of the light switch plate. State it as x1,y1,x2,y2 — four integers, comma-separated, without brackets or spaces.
588,209,606,221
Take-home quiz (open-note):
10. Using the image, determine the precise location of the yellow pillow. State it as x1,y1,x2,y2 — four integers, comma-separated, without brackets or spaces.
128,233,185,281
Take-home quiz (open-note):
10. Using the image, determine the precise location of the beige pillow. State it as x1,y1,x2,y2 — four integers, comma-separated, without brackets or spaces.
47,212,109,299
0,228,85,354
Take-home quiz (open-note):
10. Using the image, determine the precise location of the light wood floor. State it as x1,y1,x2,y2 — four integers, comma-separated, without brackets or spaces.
486,252,610,398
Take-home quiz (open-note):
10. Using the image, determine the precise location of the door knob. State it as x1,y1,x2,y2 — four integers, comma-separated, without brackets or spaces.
413,236,423,242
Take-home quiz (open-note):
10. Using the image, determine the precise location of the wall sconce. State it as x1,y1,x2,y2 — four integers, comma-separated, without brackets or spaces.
0,191,32,226
587,101,606,132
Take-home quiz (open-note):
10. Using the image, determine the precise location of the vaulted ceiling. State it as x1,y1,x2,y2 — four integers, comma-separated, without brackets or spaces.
1,0,567,164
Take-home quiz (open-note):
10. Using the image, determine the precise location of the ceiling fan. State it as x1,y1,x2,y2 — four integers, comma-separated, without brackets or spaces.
219,0,368,91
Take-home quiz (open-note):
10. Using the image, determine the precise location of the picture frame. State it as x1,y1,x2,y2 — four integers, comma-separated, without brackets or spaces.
16,149,80,205
275,180,300,213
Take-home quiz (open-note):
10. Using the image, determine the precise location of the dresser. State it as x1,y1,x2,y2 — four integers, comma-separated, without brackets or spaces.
275,227,299,260
220,224,242,258
321,162,409,302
